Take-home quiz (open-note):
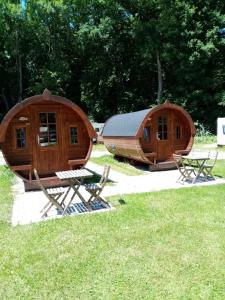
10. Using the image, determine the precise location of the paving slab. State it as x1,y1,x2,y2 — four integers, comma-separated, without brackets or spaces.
11,159,225,226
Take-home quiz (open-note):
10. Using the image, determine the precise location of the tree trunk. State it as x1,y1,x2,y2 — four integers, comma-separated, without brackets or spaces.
1,88,9,111
16,30,23,102
156,50,162,104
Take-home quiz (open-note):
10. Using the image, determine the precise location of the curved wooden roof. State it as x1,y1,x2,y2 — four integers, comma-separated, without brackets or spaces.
102,101,196,138
0,89,96,142
102,109,151,137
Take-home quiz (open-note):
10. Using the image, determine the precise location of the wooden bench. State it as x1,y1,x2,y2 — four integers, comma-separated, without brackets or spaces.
68,159,86,170
11,164,32,181
175,149,190,156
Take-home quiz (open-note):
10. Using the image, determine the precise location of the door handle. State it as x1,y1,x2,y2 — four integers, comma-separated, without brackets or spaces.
37,135,40,145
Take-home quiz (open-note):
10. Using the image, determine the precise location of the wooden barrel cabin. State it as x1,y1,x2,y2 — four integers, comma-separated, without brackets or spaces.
0,89,96,189
102,101,196,170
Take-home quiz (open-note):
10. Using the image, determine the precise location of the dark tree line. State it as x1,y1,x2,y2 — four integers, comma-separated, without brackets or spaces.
0,0,225,132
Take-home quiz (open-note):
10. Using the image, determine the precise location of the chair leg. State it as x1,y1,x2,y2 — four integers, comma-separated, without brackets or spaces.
41,194,64,218
87,190,110,208
95,195,110,208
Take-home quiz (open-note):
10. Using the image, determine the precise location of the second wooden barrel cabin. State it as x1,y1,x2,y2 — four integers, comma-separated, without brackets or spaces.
0,89,96,189
102,101,196,170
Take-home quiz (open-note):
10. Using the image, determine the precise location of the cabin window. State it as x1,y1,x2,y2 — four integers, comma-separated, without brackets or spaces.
176,126,181,139
143,126,150,141
70,127,78,144
16,127,26,149
39,112,57,147
158,116,167,140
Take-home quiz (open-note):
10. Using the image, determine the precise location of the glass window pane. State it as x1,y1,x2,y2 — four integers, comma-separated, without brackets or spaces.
70,127,78,144
176,126,181,139
39,125,48,133
49,124,57,144
16,128,25,139
39,133,48,146
158,116,167,140
39,113,47,123
38,112,57,146
143,127,150,141
16,128,26,148
48,113,56,123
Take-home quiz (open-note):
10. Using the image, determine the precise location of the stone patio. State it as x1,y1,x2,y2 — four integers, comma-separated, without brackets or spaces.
11,160,225,226
0,149,223,226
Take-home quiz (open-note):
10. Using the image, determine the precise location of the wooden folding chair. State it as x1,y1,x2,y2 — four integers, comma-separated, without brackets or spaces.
85,165,110,208
34,169,68,218
201,151,218,180
173,154,196,183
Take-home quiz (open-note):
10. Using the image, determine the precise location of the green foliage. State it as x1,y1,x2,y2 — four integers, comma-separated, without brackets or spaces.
194,121,212,137
0,0,224,129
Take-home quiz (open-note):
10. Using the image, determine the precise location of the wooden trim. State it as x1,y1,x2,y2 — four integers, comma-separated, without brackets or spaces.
68,159,86,169
136,101,196,139
69,125,79,145
11,164,32,181
0,89,96,143
13,125,28,151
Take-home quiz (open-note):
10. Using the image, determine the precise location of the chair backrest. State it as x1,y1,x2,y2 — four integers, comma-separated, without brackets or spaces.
33,169,51,199
173,154,182,166
207,151,218,167
173,154,187,170
99,165,110,188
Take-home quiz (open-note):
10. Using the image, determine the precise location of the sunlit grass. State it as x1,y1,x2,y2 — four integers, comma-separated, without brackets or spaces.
1,173,225,298
92,143,107,151
90,154,145,176
193,135,225,152
194,135,216,145
0,166,15,224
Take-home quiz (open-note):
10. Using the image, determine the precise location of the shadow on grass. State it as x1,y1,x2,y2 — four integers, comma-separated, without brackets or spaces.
114,155,149,171
118,198,126,205
84,168,114,185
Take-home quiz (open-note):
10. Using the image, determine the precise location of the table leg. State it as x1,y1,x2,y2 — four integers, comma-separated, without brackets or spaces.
62,179,92,215
192,160,207,183
75,189,92,211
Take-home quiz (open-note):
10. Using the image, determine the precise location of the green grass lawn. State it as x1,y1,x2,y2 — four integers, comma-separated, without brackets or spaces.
0,166,15,224
93,143,107,151
192,135,225,152
90,154,145,176
194,135,216,145
1,165,225,299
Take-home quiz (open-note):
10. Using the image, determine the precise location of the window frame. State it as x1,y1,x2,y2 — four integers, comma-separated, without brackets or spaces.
175,125,181,140
143,126,151,142
157,116,168,140
69,126,78,145
14,126,27,150
38,112,57,147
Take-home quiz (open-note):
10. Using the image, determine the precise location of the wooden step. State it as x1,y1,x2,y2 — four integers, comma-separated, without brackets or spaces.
24,176,70,192
149,161,176,171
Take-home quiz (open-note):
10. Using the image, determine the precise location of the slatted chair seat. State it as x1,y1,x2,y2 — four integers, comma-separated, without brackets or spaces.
46,187,66,195
85,183,101,191
173,154,196,183
34,169,68,218
85,165,110,208
202,151,218,179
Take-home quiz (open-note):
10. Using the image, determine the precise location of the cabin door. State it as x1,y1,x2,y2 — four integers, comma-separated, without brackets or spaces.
33,107,63,175
156,113,172,161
